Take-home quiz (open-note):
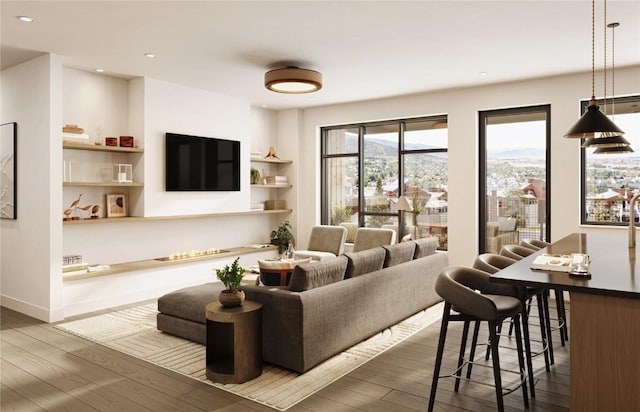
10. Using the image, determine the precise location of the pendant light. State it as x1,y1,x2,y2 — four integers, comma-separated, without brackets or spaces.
564,0,625,139
590,22,633,154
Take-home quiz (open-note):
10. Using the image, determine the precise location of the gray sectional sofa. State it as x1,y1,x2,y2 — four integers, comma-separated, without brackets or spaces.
157,237,448,373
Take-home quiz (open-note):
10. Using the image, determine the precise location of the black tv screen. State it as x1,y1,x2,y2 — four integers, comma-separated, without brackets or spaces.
166,132,240,191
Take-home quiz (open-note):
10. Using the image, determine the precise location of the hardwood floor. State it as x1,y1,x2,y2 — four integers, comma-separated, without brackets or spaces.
1,302,569,411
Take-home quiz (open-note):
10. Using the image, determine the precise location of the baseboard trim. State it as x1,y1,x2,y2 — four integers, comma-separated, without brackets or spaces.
0,294,64,322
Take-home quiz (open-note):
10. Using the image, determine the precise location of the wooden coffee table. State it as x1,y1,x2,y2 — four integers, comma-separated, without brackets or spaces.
205,300,262,384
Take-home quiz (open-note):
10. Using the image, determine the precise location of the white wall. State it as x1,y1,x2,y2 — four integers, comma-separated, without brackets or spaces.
296,66,640,267
0,54,64,322
143,77,251,217
3,60,284,320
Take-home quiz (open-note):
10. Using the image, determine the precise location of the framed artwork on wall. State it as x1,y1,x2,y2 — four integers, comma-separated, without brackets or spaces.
105,193,127,218
1,122,17,219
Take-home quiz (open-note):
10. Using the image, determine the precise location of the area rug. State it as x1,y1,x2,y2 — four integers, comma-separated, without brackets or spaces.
56,301,443,410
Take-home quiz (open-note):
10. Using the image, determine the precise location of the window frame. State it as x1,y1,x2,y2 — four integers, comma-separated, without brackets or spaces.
320,115,448,244
478,104,551,253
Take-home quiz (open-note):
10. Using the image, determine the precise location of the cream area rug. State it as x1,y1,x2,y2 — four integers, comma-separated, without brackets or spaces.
56,301,443,411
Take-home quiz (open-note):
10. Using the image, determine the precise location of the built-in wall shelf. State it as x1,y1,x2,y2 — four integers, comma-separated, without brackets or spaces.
63,245,277,281
63,181,144,187
63,142,144,153
62,208,293,225
250,157,292,165
251,184,292,189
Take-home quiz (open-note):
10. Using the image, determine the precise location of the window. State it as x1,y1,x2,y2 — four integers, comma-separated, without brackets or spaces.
581,95,640,225
321,116,448,250
479,105,551,254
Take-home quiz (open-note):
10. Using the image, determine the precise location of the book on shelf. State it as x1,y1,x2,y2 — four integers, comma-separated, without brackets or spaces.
530,253,572,272
62,132,90,140
62,262,89,272
264,176,288,185
87,264,111,272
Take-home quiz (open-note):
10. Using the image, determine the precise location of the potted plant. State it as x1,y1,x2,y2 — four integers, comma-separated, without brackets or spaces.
250,168,260,185
271,220,295,257
215,257,245,307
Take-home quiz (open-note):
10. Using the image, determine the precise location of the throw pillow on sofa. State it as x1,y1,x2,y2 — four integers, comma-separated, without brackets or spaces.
382,242,416,267
288,256,348,292
413,237,438,259
344,247,386,278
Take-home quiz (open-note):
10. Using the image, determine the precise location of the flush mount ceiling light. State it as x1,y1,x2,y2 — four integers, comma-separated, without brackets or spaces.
564,0,625,139
17,16,34,22
264,67,322,94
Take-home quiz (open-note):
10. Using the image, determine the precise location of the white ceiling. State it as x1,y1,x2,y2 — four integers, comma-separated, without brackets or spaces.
2,1,639,110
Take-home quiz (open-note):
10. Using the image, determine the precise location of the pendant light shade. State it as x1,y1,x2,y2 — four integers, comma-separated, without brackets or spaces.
564,100,625,138
265,67,322,94
593,145,635,154
582,134,631,148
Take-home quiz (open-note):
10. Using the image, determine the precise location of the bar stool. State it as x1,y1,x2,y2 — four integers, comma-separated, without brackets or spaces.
473,253,549,398
428,266,529,412
519,239,569,343
500,245,555,367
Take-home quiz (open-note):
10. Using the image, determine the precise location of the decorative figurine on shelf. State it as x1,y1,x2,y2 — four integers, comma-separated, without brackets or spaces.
63,209,73,221
215,257,245,307
265,146,280,160
66,193,83,220
90,205,101,219
77,204,93,219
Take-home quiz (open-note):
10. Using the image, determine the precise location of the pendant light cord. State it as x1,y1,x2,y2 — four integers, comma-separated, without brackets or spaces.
603,0,607,113
591,0,595,101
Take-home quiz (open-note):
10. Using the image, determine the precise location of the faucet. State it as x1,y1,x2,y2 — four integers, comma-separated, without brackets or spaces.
629,192,640,248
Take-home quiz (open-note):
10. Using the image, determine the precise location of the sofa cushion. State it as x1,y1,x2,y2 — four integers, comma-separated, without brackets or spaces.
413,237,438,259
157,282,225,324
344,247,386,278
382,242,416,267
288,256,348,292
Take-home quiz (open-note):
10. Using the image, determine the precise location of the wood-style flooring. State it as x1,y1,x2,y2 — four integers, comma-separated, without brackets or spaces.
1,301,569,411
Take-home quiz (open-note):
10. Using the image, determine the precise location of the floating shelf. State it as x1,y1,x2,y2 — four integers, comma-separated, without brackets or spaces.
251,184,292,189
63,209,293,225
250,157,292,165
63,181,144,187
63,142,144,153
63,245,277,281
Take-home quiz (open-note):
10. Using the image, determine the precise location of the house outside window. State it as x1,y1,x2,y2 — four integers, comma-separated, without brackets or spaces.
321,116,448,250
581,95,640,225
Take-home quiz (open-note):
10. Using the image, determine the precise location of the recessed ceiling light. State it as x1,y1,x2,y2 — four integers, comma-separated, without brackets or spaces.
95,68,104,73
144,53,156,58
479,72,488,76
17,16,34,22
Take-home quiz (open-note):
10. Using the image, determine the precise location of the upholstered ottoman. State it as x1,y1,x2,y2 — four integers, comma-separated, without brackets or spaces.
157,282,225,344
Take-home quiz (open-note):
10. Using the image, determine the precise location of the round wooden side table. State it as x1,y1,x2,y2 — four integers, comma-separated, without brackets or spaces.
205,300,262,384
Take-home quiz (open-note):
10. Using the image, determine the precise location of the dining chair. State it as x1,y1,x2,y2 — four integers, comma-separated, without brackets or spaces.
428,266,528,412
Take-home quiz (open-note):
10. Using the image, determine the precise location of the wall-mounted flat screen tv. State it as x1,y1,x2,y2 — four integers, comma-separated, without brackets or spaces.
166,132,240,191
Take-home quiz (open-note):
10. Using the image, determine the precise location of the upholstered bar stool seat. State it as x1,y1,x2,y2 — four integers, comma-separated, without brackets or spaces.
500,245,556,369
428,267,528,412
518,239,569,344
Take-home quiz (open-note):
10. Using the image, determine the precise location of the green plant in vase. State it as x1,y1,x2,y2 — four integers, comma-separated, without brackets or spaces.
250,168,260,185
215,257,245,307
271,220,295,257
